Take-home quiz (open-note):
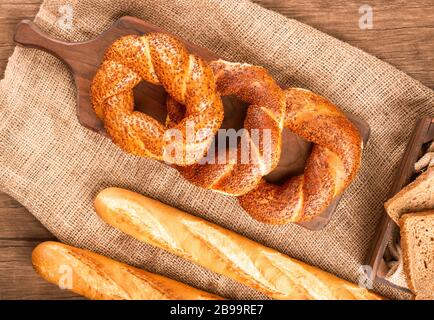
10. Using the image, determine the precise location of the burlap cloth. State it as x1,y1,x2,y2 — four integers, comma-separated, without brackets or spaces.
1,0,433,300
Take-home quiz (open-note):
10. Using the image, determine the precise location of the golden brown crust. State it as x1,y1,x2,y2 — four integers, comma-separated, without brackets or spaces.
169,79,361,223
32,241,223,300
95,187,384,300
91,33,224,165
173,60,286,195
239,88,362,223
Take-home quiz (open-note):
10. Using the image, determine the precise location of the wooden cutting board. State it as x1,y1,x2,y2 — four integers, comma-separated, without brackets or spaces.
13,16,370,230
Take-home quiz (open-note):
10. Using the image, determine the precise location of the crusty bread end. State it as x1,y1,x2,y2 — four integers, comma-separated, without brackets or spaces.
385,167,434,224
399,210,434,299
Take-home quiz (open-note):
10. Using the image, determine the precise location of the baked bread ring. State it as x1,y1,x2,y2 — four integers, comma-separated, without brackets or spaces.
239,88,362,223
91,33,224,166
171,60,287,195
168,69,362,223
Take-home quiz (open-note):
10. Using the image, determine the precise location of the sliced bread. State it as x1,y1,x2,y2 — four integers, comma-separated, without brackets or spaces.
399,210,434,299
385,166,434,224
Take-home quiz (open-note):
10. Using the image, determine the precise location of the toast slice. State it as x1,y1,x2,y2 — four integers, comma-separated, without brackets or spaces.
385,167,434,224
399,210,434,299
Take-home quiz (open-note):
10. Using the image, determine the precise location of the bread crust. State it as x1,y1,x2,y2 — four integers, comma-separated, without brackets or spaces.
172,72,362,224
95,187,384,300
32,241,223,300
385,167,434,224
399,214,418,294
239,88,362,223
399,210,434,297
91,33,224,166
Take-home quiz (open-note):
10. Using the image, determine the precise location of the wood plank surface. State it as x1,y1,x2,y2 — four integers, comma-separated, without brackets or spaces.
1,0,433,300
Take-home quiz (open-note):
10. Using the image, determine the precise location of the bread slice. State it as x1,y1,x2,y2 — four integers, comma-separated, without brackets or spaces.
385,167,434,224
399,210,434,299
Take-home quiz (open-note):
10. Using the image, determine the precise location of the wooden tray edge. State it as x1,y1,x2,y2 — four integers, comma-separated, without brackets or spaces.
365,117,434,287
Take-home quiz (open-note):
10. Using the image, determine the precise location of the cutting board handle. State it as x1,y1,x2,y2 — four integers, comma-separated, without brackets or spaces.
14,20,76,69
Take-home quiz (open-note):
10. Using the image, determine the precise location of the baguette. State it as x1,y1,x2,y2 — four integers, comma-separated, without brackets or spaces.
95,187,383,300
32,241,223,300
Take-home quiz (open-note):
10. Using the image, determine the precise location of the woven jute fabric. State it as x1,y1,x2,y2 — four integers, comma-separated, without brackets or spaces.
1,0,432,300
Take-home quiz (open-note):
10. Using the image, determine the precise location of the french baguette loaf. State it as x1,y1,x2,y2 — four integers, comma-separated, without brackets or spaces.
95,187,383,300
32,241,223,300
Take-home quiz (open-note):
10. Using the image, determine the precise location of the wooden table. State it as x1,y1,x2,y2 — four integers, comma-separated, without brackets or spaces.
1,0,433,300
